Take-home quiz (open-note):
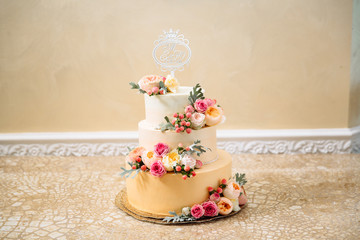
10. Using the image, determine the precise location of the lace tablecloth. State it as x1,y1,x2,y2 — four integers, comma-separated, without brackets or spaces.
0,154,359,239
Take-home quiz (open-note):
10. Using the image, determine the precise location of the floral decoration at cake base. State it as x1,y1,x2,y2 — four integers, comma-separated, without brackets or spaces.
115,189,247,225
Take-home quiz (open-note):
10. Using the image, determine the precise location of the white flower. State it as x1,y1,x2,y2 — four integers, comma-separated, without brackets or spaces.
190,112,206,130
164,75,179,93
161,149,180,171
223,181,241,199
231,198,241,212
180,154,196,169
182,207,191,216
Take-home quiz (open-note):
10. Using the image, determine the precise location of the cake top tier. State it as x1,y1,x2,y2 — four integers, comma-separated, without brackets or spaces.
130,75,225,133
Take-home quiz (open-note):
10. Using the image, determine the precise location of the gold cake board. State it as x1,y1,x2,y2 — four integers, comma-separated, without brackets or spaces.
115,189,246,225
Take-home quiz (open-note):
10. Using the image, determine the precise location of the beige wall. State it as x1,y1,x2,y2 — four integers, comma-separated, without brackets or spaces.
0,0,355,132
349,0,360,127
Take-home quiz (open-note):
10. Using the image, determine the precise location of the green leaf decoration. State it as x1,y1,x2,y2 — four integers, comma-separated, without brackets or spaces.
163,211,195,223
159,116,176,132
188,83,205,106
180,139,210,157
159,81,168,94
119,167,141,179
129,82,147,94
234,173,247,186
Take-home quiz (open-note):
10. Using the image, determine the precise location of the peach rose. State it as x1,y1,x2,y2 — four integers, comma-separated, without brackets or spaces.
126,146,146,163
141,150,162,169
217,197,233,215
223,181,241,199
205,105,223,126
138,75,163,93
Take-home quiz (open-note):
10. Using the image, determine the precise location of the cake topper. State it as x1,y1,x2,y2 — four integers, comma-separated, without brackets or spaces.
153,29,191,77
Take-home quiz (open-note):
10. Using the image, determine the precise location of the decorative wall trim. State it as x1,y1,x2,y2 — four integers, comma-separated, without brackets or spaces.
0,127,359,156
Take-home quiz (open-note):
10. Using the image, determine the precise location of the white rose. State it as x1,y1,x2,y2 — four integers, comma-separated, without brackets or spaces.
180,154,196,169
182,207,191,216
223,181,241,199
165,75,179,93
231,198,241,212
190,112,206,130
161,150,180,171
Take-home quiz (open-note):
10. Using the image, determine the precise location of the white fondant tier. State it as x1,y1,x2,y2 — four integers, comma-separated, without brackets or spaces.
144,86,192,127
138,120,217,164
126,149,232,216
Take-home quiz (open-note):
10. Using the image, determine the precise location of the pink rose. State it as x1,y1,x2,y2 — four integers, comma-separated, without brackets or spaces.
180,154,196,169
195,160,203,169
194,99,208,113
185,105,195,114
204,98,216,107
150,160,166,177
190,204,205,219
238,186,248,205
138,75,163,92
190,112,206,130
205,105,224,126
209,192,220,203
127,147,146,163
154,143,170,157
202,201,219,217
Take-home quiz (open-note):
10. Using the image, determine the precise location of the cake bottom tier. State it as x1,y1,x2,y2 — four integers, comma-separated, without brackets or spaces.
125,149,232,216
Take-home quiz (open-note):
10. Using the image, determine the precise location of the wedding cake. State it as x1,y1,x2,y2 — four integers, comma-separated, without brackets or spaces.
119,30,247,223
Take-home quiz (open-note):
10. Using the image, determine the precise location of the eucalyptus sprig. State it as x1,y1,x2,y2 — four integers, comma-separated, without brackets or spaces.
129,82,147,94
178,140,210,157
234,173,247,186
163,211,195,223
159,116,176,132
119,163,141,179
188,83,205,106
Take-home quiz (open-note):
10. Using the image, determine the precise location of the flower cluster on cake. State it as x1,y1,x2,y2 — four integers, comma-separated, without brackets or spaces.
118,29,248,223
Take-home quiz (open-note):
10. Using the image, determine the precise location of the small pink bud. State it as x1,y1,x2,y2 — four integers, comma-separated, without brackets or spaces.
217,187,223,193
186,147,190,151
208,186,214,192
181,121,186,126
171,119,176,125
186,112,192,118
182,175,187,180
152,87,159,94
186,122,191,127
176,165,181,171
192,171,196,177
186,128,192,134
175,124,179,128
178,143,183,147
147,91,152,95
132,165,137,170
173,113,178,118
179,114,184,119
141,165,147,171
160,90,164,94
176,128,181,133
221,178,227,184
184,165,191,171
180,126,184,131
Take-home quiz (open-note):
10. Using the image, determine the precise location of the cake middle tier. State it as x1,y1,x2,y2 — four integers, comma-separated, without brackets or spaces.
138,120,217,164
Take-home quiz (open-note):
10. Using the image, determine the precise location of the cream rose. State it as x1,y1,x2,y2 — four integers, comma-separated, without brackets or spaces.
164,75,179,93
141,150,162,169
180,154,196,169
223,181,241,199
205,105,224,126
138,75,163,93
190,112,206,130
230,198,241,212
162,149,180,171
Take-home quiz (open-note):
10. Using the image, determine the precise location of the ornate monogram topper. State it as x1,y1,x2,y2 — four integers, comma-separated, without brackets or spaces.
153,29,191,76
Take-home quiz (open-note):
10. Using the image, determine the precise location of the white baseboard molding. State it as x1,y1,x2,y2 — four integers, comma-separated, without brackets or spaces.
0,127,359,156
